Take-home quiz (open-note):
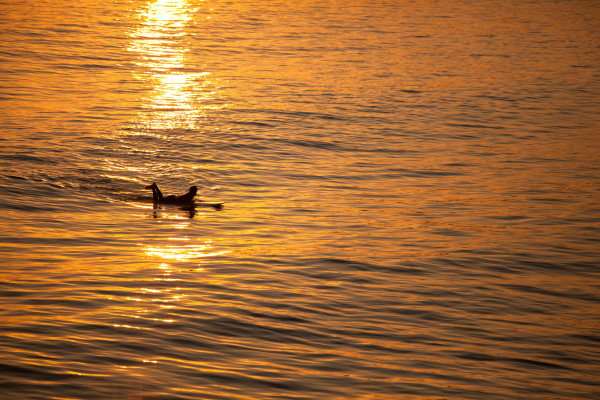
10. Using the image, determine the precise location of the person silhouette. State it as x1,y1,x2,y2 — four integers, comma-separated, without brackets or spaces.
145,182,198,205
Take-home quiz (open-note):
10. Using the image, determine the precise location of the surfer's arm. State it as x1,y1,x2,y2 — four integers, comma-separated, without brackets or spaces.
154,184,164,202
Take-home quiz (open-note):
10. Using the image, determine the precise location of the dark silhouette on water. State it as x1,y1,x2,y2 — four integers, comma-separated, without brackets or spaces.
146,182,198,205
145,182,198,219
145,182,222,218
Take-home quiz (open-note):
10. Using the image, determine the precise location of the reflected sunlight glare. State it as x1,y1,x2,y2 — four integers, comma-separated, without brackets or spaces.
144,239,228,263
128,0,224,130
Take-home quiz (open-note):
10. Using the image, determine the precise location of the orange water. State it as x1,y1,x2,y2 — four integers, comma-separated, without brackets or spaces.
1,1,599,399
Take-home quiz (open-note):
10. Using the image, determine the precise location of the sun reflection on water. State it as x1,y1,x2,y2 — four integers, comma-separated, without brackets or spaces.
144,239,228,262
110,236,228,339
127,0,225,131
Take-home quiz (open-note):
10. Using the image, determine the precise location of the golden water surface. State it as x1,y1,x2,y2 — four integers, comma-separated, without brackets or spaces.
1,0,599,399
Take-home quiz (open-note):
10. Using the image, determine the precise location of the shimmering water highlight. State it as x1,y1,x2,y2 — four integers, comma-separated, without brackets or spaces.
1,0,599,399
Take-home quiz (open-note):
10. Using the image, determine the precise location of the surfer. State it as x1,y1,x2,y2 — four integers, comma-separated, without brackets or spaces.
146,182,198,205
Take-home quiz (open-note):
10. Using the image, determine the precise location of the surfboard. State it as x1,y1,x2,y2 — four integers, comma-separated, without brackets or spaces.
197,201,224,210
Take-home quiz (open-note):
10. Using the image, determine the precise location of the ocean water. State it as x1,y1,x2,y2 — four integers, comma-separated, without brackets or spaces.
1,0,599,399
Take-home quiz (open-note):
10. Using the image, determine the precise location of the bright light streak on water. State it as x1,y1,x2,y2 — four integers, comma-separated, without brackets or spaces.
0,0,599,399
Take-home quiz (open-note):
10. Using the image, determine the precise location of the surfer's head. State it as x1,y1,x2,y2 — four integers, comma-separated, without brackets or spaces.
145,182,158,190
189,186,198,196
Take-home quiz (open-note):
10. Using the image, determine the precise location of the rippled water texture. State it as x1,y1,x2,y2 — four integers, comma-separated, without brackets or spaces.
1,0,600,399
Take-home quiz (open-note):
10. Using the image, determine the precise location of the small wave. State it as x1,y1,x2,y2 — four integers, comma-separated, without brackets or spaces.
386,167,465,177
1,153,56,164
445,122,505,130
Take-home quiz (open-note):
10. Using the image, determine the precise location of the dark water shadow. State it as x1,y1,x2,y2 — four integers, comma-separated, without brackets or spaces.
148,201,223,219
